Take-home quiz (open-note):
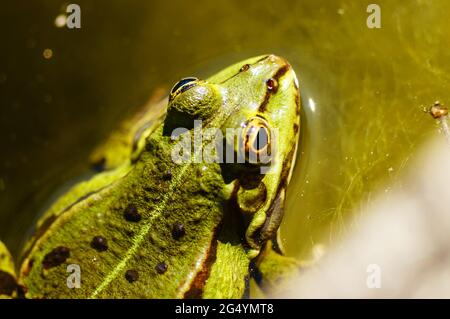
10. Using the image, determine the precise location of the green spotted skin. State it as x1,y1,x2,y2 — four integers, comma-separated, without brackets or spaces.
16,55,301,298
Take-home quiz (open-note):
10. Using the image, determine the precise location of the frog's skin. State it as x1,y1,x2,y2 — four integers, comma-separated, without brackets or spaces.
0,55,301,298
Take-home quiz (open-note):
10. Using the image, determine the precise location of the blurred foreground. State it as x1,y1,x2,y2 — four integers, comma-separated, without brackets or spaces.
275,137,450,298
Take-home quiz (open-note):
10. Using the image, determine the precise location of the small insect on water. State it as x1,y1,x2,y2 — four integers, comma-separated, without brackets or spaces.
428,101,448,119
426,101,450,146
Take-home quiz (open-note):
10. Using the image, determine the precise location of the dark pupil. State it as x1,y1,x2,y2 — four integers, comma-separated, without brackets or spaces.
253,127,268,151
171,77,197,94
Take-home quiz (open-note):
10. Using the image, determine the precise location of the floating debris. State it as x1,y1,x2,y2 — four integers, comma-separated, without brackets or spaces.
54,14,67,28
428,101,448,119
427,101,450,146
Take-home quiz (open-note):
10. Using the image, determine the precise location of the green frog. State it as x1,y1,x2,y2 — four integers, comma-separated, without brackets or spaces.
0,55,301,298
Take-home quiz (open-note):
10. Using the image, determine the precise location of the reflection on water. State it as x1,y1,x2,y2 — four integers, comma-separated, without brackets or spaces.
0,1,449,260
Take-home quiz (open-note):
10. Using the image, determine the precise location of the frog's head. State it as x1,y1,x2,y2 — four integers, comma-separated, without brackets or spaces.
164,55,300,258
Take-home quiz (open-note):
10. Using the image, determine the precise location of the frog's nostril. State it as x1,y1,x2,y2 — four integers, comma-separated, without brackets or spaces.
266,78,278,93
239,64,250,72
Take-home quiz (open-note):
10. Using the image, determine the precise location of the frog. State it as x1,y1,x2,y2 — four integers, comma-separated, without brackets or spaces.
0,54,301,299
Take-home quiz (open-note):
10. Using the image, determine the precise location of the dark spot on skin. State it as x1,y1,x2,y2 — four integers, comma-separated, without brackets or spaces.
171,223,186,240
266,78,278,93
155,262,168,274
293,123,299,134
91,236,108,252
125,269,139,283
124,204,141,222
0,271,18,296
163,170,172,181
239,64,250,72
42,246,70,269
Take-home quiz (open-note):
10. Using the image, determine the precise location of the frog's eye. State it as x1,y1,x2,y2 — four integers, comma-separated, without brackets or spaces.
163,82,220,134
242,117,272,164
169,77,198,100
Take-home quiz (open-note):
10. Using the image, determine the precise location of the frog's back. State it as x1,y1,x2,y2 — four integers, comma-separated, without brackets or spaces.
19,129,227,298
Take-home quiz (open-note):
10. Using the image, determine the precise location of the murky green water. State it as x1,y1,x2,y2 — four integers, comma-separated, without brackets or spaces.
0,1,449,260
